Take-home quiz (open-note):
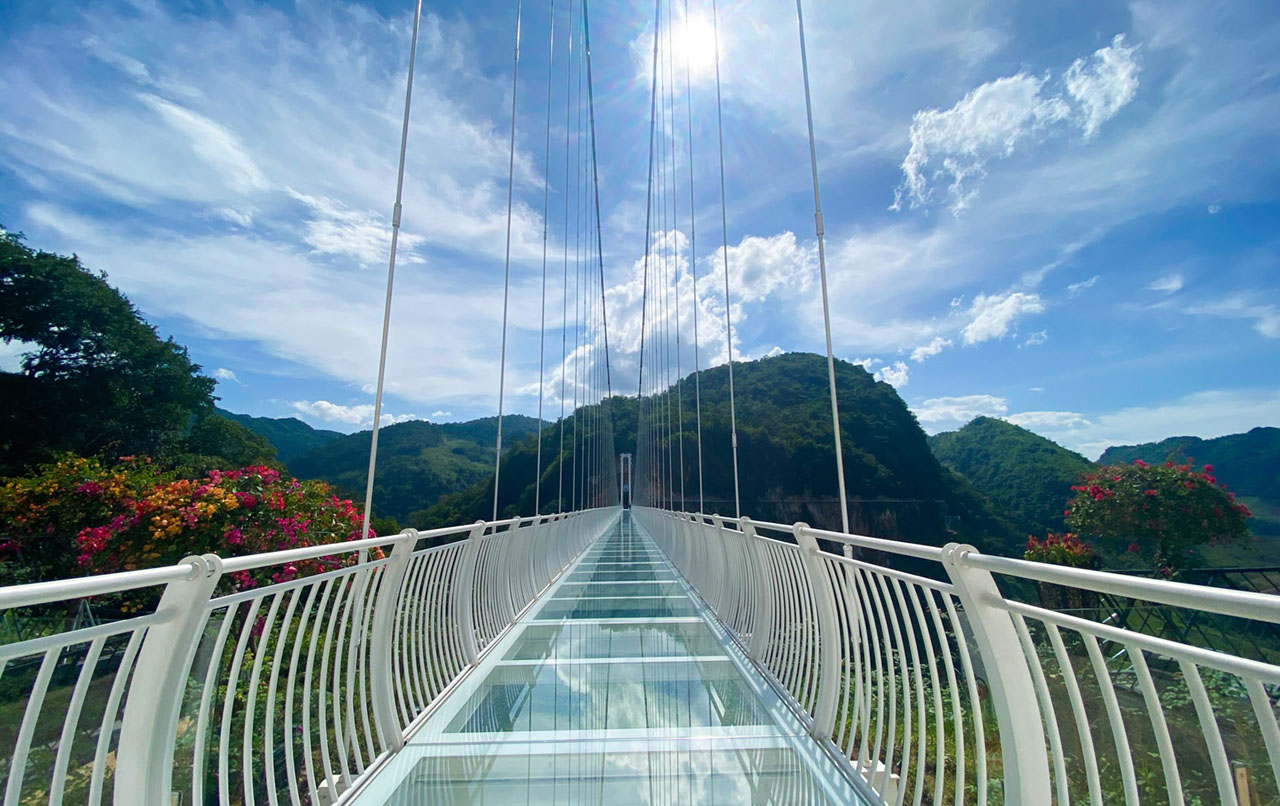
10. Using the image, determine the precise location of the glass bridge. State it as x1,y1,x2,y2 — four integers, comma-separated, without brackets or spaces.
352,512,868,804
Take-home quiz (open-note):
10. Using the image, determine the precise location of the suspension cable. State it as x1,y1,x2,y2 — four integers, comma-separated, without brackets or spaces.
710,0,741,517
794,0,849,535
361,0,424,544
557,0,575,513
665,0,685,512
681,0,704,513
491,0,523,521
534,0,557,516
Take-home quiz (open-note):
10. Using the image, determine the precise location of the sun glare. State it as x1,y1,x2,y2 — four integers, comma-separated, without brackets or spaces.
671,13,719,81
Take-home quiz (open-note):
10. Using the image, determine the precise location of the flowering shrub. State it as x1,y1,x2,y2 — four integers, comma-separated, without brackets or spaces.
0,455,169,585
1024,532,1098,568
1066,460,1251,575
1,455,375,590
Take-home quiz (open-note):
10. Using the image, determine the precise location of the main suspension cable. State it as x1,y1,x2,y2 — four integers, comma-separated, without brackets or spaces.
557,0,576,513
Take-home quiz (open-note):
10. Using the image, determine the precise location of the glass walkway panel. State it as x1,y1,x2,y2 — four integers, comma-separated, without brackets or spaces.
350,512,870,804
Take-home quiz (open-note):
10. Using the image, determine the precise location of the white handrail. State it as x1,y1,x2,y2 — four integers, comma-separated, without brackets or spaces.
635,506,1280,806
0,507,619,805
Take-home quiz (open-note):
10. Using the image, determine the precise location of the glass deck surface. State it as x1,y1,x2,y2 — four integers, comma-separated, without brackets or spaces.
351,512,870,805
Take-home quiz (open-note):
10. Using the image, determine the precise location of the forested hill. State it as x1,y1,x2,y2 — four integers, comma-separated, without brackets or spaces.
929,417,1095,535
215,408,342,463
425,352,1025,556
1100,427,1280,536
283,415,545,523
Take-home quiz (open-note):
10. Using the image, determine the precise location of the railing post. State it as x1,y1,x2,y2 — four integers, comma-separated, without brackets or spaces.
114,554,222,805
792,523,842,741
501,517,522,620
941,542,1052,803
369,530,417,752
453,521,487,665
741,519,773,661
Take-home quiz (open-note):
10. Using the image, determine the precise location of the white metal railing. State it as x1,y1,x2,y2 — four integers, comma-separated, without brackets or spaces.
635,507,1280,806
0,507,616,805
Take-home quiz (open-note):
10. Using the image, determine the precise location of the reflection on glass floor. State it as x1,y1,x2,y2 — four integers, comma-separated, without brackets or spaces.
351,512,870,805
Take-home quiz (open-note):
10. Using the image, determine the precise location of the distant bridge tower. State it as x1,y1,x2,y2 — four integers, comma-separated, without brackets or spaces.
618,453,632,509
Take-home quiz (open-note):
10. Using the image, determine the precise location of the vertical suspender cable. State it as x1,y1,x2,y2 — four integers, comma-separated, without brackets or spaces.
664,0,685,512
491,0,523,521
582,0,613,503
636,0,661,504
557,0,575,513
534,0,557,516
681,0,704,514
794,0,850,536
710,0,741,518
361,0,424,544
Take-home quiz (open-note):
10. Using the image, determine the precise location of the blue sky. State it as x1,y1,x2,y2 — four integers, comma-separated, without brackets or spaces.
1,0,1277,459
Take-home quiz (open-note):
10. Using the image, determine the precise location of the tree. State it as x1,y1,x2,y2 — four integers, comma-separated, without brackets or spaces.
0,230,215,474
1065,460,1252,575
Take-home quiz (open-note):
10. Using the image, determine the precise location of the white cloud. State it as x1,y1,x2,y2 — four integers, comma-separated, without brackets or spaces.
894,35,1140,211
430,410,452,419
1021,329,1048,348
913,394,1008,428
1012,388,1280,459
1207,203,1222,214
962,291,1045,345
847,357,880,371
1187,296,1280,338
212,367,240,383
724,232,815,304
1147,273,1184,293
135,93,268,194
763,346,785,358
1028,386,1045,392
291,400,417,428
1005,410,1090,429
874,361,909,388
1066,274,1099,296
1065,35,1141,138
910,336,952,362
288,189,425,266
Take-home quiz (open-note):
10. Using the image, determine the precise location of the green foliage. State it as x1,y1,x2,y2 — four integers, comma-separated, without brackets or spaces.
216,407,342,462
1100,427,1280,537
287,415,545,522
929,416,1095,534
1066,460,1252,574
423,353,1024,554
0,230,216,474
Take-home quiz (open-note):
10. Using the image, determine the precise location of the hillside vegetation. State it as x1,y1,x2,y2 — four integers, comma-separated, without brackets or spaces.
425,353,1024,555
929,416,1095,535
286,415,545,522
216,408,342,462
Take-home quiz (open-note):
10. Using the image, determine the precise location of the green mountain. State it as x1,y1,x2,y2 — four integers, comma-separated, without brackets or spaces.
287,415,546,523
425,352,1025,556
929,417,1095,536
1100,427,1280,537
215,407,343,463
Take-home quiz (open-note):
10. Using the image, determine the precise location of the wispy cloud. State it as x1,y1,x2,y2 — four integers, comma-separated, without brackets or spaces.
212,367,240,384
913,394,1008,426
1147,273,1184,293
1187,296,1280,338
291,400,417,429
1066,275,1099,296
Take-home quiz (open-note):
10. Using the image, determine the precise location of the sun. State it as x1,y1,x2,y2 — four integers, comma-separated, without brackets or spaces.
670,12,719,81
